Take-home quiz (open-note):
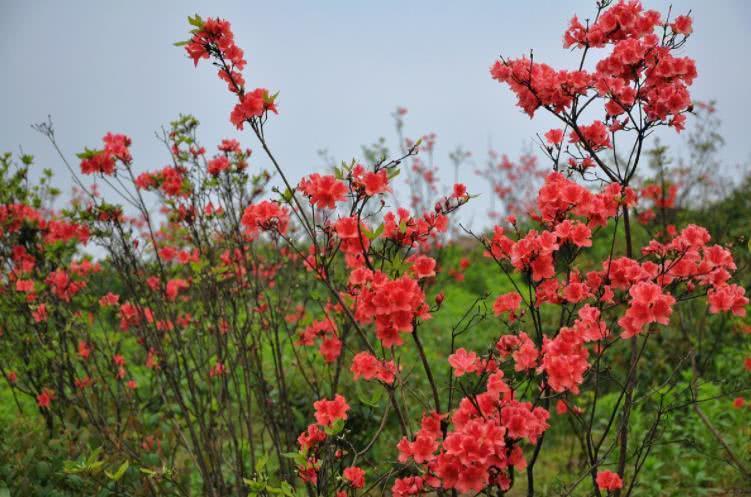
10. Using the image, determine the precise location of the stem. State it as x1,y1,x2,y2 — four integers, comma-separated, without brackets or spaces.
615,203,635,496
411,325,441,413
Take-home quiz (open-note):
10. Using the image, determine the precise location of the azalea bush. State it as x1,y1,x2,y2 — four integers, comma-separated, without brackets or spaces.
1,1,750,497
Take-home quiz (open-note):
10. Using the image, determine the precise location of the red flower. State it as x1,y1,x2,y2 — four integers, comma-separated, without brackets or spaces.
361,170,390,196
409,255,437,279
185,17,246,69
166,278,190,301
241,200,290,236
313,394,350,426
298,174,347,209
569,121,611,150
671,15,693,35
99,292,120,307
351,352,396,384
540,327,589,394
230,88,278,129
36,388,55,409
618,281,676,338
452,183,468,199
448,348,479,377
297,423,326,451
596,470,623,492
207,156,230,175
342,466,365,489
493,292,523,321
708,284,748,316
319,336,342,363
352,272,430,347
15,279,34,293
218,138,242,153
80,133,132,175
544,128,564,145
392,476,424,497
78,340,92,360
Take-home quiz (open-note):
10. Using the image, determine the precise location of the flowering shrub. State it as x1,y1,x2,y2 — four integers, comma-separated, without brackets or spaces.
1,2,750,497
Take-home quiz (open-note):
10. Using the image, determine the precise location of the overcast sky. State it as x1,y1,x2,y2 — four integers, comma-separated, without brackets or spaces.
2,1,750,226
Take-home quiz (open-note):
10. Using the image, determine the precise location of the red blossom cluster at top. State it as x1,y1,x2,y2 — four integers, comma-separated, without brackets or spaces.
185,16,278,129
185,17,246,91
491,0,696,132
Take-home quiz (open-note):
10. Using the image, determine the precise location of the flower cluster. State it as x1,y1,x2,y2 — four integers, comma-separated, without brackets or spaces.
185,17,246,91
135,166,189,197
297,318,342,363
492,0,696,132
230,88,278,129
350,351,397,384
240,200,290,237
297,174,348,209
350,271,431,347
185,16,279,130
295,395,351,485
394,380,549,494
79,132,132,175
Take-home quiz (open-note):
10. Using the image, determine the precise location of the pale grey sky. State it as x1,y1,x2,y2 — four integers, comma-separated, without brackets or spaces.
2,1,749,224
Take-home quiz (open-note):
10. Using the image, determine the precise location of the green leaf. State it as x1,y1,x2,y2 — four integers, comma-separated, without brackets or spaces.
356,380,383,407
86,447,103,465
324,418,345,436
76,147,101,160
281,187,295,203
187,14,204,28
106,460,129,481
173,40,189,47
281,451,306,466
280,482,295,497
